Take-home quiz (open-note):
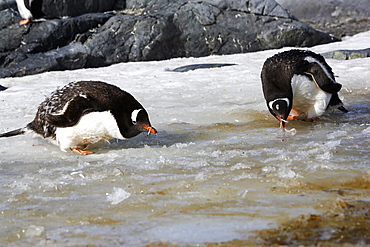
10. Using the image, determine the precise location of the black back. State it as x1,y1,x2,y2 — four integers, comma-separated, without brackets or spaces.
28,0,44,19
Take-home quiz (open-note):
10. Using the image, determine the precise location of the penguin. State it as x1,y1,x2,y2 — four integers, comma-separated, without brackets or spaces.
0,81,157,155
15,0,44,25
261,49,348,129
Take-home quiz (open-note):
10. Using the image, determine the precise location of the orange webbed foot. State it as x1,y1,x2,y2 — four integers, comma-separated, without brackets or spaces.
287,115,298,120
71,147,94,155
288,108,301,120
304,118,317,122
19,19,31,25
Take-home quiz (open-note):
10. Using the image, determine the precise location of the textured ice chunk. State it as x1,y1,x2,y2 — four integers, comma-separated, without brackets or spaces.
106,187,131,204
362,126,370,135
23,225,44,237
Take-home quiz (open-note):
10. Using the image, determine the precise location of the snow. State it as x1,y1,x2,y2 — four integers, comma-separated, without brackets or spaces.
0,31,370,245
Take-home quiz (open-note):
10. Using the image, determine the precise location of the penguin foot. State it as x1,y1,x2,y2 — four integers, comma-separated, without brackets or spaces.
71,147,94,155
289,108,302,119
19,19,31,25
304,118,317,122
287,115,298,120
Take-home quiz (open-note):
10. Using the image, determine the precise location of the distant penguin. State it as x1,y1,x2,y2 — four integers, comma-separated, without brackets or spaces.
15,0,44,25
261,49,348,129
0,81,157,155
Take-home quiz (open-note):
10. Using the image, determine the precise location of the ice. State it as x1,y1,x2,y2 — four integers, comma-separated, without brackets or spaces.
327,130,348,139
22,225,44,237
106,187,131,204
362,126,370,135
0,31,370,245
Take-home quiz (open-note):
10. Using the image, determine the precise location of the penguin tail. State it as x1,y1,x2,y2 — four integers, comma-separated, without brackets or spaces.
0,128,27,138
328,93,348,113
337,105,348,113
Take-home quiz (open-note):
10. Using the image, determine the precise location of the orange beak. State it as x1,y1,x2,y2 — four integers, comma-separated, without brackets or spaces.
276,116,287,129
143,126,157,134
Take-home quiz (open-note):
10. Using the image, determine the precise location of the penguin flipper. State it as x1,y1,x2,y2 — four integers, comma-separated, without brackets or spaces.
46,95,100,128
305,62,342,94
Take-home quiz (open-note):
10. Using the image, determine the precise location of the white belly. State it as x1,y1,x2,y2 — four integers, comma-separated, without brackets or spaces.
16,0,33,19
291,74,331,119
55,111,125,151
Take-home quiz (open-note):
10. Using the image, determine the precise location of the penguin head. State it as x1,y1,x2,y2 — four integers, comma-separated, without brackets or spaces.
129,108,157,136
268,98,291,129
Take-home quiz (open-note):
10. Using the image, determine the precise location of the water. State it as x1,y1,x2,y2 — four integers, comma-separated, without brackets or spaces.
1,31,370,245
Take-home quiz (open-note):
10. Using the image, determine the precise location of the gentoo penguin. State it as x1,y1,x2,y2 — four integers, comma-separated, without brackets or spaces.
261,49,348,129
15,0,44,25
0,81,157,155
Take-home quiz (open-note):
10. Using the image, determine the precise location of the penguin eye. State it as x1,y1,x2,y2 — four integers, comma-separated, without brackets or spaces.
275,104,280,111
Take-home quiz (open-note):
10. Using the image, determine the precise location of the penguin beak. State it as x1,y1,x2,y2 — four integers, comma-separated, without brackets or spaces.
276,116,287,129
143,126,157,134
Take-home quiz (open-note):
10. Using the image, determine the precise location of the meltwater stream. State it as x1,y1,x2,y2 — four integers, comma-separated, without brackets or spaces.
0,32,370,245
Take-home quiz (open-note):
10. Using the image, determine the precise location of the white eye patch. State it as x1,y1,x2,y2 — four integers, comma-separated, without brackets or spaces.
131,109,143,124
268,98,290,111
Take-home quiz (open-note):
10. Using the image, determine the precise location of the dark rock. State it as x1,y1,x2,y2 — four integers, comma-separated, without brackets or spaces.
0,0,16,11
0,0,338,78
276,0,370,38
84,0,335,65
1,0,115,19
276,0,370,23
0,8,21,29
0,13,112,70
0,9,27,53
42,0,115,18
22,13,113,53
85,14,184,65
0,84,7,91
170,63,236,72
0,42,89,78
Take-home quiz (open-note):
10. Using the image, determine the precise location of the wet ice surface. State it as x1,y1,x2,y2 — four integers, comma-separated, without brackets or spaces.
1,31,370,245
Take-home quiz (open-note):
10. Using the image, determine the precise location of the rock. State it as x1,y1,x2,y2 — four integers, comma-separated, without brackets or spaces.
322,48,370,60
23,13,113,53
0,0,16,11
0,0,337,78
170,63,236,72
0,13,112,68
0,42,89,78
41,0,116,18
84,0,335,64
276,0,370,22
0,10,29,53
0,84,7,91
0,0,115,18
276,0,370,38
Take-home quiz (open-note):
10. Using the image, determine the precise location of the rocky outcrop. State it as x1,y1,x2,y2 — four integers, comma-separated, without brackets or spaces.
0,0,16,11
276,0,370,38
41,0,115,18
322,48,370,60
0,0,337,79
